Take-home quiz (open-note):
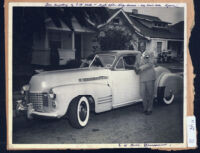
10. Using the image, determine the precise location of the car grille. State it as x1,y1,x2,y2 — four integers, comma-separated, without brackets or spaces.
29,93,49,112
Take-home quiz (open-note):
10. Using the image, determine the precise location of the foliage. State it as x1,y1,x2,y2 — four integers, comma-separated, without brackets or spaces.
98,26,132,51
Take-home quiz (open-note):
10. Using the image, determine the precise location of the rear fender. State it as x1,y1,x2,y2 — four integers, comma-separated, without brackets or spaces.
154,66,170,97
51,83,112,117
156,73,183,98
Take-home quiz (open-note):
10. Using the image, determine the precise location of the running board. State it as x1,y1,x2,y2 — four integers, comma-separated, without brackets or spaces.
112,99,142,109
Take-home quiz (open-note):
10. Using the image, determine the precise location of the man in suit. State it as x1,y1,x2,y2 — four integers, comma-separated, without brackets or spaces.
136,51,156,115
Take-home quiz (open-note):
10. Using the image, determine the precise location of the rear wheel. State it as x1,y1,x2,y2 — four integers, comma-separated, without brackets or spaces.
157,87,175,105
68,96,90,128
163,89,175,104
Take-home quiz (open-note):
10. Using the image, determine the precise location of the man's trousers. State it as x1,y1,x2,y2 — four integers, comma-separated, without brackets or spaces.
140,80,155,112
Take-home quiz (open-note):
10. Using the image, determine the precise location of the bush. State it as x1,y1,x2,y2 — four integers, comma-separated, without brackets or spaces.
98,27,132,51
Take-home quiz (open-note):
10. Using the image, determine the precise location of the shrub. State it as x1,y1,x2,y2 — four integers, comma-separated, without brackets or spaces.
98,27,132,51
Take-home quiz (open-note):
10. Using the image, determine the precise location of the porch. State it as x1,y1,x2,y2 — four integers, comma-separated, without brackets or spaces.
31,18,98,66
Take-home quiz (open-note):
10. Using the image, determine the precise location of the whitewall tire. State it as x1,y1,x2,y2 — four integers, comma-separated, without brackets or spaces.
68,96,90,129
163,90,175,105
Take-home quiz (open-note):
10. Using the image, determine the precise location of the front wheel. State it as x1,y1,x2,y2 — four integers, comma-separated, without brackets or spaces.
68,96,90,129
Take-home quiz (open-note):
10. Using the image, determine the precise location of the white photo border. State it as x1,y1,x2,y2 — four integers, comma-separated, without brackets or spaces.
7,2,187,150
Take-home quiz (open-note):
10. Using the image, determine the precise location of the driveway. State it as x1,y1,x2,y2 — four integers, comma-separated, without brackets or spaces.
13,95,183,144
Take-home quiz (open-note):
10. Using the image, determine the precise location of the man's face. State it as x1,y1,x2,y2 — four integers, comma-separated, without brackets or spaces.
144,56,150,63
141,53,150,63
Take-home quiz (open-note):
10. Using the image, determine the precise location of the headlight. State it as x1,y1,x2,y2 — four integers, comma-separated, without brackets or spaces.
49,89,56,100
21,85,29,95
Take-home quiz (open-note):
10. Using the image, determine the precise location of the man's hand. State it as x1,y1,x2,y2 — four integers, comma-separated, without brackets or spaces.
135,68,140,74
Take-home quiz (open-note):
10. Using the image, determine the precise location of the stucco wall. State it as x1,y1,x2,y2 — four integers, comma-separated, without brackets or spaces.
149,39,168,57
62,32,72,49
32,30,75,65
32,32,50,65
59,31,74,65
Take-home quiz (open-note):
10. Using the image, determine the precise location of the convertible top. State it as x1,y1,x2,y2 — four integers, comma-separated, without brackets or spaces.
95,50,141,56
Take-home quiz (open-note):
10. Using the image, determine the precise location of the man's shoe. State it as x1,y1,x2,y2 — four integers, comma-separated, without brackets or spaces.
143,110,147,114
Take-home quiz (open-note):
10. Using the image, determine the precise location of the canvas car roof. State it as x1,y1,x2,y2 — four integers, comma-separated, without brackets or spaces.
96,50,141,56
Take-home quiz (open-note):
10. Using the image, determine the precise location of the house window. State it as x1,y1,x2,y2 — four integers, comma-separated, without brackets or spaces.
157,42,162,53
48,30,62,49
113,18,120,25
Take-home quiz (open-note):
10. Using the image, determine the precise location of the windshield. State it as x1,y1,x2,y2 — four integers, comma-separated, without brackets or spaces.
89,54,116,68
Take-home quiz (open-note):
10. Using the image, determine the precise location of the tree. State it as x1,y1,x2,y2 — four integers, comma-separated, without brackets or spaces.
98,26,132,51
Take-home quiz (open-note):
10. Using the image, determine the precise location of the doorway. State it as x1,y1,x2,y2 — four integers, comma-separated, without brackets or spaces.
157,42,162,54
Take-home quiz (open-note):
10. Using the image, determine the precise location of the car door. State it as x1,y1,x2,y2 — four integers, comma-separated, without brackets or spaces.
111,55,141,108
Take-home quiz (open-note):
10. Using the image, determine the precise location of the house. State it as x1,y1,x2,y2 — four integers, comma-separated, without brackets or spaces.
31,17,99,65
31,8,183,66
98,8,184,59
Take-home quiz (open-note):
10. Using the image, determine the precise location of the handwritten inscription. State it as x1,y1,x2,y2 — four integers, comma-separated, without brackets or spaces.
118,143,169,148
45,3,180,8
144,143,168,147
118,143,140,147
187,116,197,147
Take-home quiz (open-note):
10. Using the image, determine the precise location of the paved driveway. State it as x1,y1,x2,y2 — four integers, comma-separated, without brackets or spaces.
13,96,183,144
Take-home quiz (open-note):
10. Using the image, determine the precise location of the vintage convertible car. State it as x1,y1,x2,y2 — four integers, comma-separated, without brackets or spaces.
18,50,183,128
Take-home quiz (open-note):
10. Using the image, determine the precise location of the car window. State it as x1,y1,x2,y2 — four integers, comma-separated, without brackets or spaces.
123,55,136,70
115,58,125,69
90,56,104,67
90,54,115,68
99,55,115,67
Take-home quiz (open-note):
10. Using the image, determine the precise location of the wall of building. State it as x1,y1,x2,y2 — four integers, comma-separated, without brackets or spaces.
58,31,74,65
149,39,168,57
32,30,75,65
61,32,72,49
32,32,50,65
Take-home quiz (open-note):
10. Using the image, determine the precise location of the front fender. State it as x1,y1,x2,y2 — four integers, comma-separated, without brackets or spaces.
51,83,112,117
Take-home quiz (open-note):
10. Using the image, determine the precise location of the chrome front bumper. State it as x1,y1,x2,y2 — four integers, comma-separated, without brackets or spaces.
16,101,59,119
16,100,28,111
27,103,60,119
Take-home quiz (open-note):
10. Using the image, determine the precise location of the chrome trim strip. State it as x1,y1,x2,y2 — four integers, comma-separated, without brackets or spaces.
98,97,112,102
98,95,112,100
97,100,112,104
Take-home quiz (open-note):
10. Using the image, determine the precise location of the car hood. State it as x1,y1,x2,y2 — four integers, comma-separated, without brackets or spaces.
29,67,110,92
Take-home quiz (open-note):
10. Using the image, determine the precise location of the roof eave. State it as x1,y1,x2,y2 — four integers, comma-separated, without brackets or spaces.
97,9,150,40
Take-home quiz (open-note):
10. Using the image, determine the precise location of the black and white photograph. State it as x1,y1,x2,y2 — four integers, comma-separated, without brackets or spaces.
8,2,186,149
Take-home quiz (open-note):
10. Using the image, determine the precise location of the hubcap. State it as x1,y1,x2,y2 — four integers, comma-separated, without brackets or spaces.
163,89,174,104
165,90,173,100
79,101,87,121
